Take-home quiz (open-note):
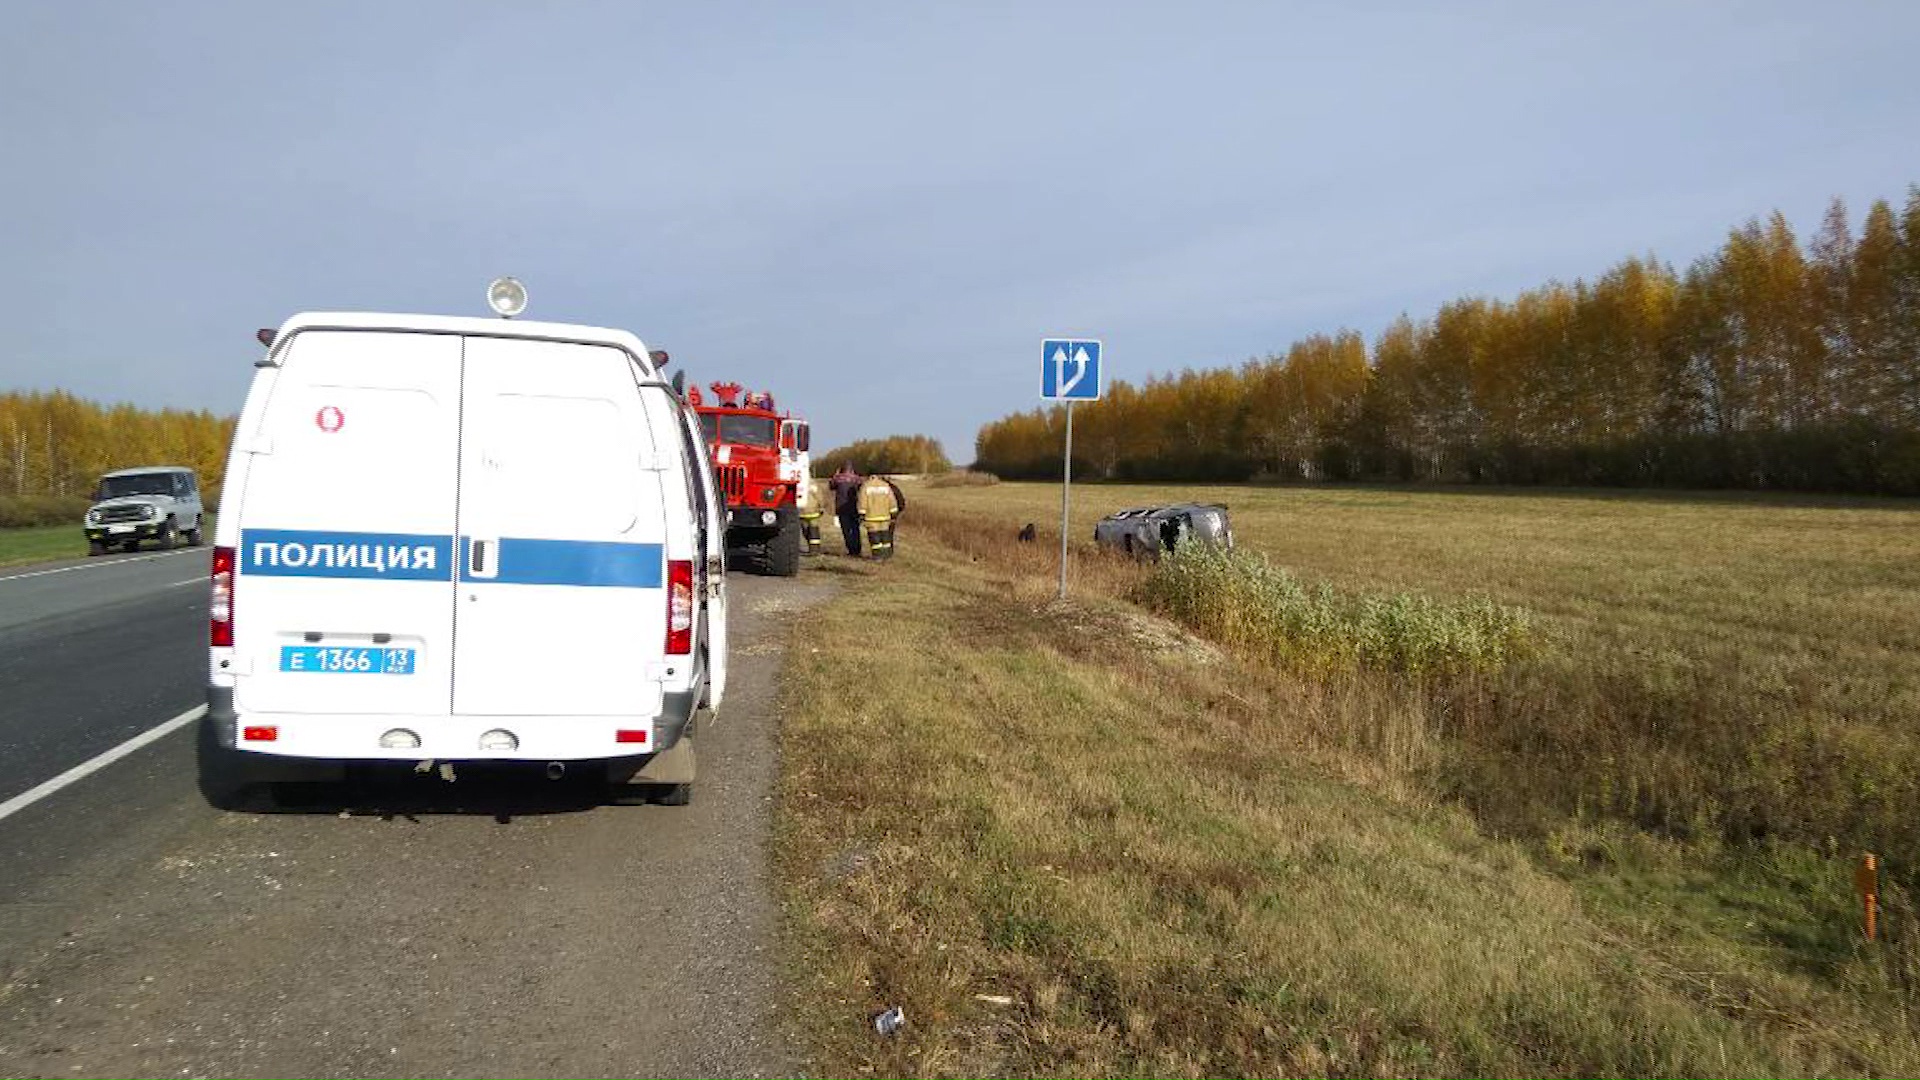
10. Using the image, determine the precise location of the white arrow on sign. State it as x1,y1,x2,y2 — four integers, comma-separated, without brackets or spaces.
1053,344,1091,398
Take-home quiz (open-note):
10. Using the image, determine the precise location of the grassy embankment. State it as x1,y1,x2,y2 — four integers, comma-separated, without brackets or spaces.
0,491,221,568
776,480,1920,1076
0,525,84,568
0,494,88,566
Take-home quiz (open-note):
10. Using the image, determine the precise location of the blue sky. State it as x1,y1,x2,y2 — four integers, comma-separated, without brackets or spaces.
2,1,1916,462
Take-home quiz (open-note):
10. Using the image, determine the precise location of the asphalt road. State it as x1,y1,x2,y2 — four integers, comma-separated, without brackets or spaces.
0,550,210,805
0,550,821,1078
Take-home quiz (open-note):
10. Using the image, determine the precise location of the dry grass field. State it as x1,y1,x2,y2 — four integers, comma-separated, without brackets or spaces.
925,480,1920,677
775,481,1920,1077
923,481,1920,854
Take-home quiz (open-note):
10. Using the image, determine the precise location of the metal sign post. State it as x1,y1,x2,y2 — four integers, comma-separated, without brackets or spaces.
1040,339,1103,599
1059,401,1074,598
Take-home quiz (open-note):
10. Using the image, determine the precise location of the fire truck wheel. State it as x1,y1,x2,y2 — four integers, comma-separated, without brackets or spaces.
765,517,801,577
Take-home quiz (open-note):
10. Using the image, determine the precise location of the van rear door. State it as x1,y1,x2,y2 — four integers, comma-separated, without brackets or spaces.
231,330,460,717
452,336,668,717
676,404,728,709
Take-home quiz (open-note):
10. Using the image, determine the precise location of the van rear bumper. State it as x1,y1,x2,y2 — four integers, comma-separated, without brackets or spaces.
208,686,238,747
205,685,698,760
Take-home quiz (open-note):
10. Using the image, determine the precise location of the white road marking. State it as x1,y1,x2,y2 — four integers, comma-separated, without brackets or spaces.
0,548,201,584
0,705,206,825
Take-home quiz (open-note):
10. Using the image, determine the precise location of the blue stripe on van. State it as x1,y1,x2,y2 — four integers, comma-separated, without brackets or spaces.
462,537,664,588
241,529,454,581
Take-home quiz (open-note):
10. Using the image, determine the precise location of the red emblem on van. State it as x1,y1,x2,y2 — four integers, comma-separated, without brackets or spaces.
315,406,345,433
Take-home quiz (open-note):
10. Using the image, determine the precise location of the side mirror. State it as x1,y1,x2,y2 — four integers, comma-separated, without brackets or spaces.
256,328,276,348
798,426,811,452
671,370,687,396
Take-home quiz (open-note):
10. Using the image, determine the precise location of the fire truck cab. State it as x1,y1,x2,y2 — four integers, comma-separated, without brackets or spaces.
779,418,812,493
687,381,806,576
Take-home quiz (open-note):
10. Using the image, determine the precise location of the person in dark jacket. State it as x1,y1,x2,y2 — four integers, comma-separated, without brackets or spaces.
828,462,864,556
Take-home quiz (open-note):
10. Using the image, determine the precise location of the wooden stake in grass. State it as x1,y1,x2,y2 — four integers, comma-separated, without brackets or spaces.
1857,852,1880,942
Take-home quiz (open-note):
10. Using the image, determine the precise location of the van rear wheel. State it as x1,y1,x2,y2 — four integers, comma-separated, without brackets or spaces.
186,518,204,546
607,737,695,806
196,716,257,811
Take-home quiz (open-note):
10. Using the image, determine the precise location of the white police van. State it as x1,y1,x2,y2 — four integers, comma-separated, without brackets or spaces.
202,280,728,808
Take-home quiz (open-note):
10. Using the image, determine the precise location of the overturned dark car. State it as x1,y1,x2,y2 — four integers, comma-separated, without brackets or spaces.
1092,503,1234,560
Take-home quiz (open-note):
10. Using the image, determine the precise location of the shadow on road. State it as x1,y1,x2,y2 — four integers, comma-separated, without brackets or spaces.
237,764,677,820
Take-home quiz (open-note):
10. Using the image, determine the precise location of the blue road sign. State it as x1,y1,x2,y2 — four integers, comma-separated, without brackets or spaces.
1041,339,1102,401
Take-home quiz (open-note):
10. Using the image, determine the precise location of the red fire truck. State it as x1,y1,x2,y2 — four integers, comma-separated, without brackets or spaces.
684,380,810,576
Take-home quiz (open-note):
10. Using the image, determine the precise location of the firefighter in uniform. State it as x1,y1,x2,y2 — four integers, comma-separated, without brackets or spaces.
796,474,827,556
856,472,904,560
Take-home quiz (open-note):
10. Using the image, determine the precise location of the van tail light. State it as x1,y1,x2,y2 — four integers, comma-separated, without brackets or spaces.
210,545,235,647
666,559,694,655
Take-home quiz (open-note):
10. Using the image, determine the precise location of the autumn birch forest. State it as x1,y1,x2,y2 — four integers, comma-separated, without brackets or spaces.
4,189,1918,513
978,188,1920,494
0,392,234,507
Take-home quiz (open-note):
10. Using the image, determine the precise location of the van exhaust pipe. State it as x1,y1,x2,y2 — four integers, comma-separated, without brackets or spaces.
546,761,566,781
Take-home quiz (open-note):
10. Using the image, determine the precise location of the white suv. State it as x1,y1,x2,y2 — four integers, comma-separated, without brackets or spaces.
84,466,205,554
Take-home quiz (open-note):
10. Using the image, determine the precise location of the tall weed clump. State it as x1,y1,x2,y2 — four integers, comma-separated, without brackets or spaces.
1132,544,1532,675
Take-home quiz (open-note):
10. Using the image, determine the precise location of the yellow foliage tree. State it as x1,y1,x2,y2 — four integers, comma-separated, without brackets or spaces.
973,185,1920,493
